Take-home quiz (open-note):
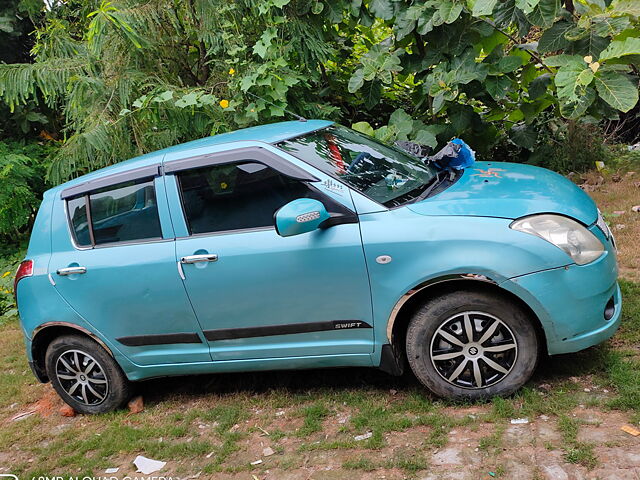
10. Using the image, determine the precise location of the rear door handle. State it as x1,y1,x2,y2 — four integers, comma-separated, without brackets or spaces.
57,266,87,276
180,254,218,264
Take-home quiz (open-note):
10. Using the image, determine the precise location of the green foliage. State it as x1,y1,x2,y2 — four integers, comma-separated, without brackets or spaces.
0,246,26,320
0,0,638,181
0,140,54,240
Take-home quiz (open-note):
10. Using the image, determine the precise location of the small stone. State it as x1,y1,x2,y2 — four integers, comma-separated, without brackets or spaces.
584,388,591,392
354,432,373,441
389,389,398,395
128,396,144,414
262,447,275,457
59,405,76,417
275,411,285,417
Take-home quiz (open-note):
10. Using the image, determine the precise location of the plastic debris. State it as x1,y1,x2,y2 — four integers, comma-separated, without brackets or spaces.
11,410,36,421
510,418,529,424
105,468,119,474
427,138,476,170
250,459,263,465
262,447,275,457
621,425,640,436
133,455,166,474
632,205,640,213
275,411,285,417
354,432,373,441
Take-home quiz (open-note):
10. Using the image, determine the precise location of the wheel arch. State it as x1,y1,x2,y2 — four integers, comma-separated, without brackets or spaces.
385,276,547,368
31,322,114,382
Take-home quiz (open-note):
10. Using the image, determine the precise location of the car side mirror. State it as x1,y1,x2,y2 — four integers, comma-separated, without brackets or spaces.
274,198,331,237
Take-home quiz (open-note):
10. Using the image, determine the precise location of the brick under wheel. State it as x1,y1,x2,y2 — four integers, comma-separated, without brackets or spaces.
406,290,539,400
45,334,131,414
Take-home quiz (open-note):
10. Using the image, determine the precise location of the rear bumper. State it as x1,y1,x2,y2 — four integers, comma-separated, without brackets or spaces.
500,235,621,355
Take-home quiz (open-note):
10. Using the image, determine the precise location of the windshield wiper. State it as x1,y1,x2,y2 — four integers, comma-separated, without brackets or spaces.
411,168,456,203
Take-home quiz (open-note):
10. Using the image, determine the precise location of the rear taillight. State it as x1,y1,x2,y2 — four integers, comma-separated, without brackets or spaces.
14,259,33,296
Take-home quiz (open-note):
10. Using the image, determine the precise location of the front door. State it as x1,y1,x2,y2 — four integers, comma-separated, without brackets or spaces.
50,176,210,366
171,159,373,361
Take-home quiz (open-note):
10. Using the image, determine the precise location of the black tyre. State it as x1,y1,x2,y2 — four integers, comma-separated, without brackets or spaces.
406,289,539,400
45,335,132,414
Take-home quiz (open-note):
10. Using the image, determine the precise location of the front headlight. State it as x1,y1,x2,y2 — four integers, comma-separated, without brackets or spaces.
510,214,604,265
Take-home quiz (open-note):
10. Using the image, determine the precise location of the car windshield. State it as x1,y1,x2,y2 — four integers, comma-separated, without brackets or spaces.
277,125,437,207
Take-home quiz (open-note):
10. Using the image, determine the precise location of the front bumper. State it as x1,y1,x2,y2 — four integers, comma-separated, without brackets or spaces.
500,232,621,355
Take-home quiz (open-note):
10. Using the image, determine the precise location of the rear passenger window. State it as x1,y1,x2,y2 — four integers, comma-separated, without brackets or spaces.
177,162,347,235
67,179,162,247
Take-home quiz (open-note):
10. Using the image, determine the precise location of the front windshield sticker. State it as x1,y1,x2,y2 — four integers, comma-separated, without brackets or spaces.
277,125,438,207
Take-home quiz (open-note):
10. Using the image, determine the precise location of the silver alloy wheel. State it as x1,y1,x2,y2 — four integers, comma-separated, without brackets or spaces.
429,311,518,389
55,349,109,405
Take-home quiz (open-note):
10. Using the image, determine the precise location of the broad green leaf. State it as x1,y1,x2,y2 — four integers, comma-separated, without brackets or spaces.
413,129,437,148
348,69,365,93
610,0,640,16
486,75,512,100
389,109,414,140
559,87,596,118
153,90,174,102
526,0,559,27
592,16,630,38
598,37,640,62
528,73,551,99
471,0,498,16
175,92,199,108
272,0,292,7
594,71,639,112
555,60,587,100
537,21,573,53
498,55,523,72
516,0,540,14
311,2,323,14
494,0,531,35
567,30,609,58
351,121,374,136
363,80,382,109
438,1,463,24
576,68,594,86
369,0,395,20
432,92,446,113
545,54,582,67
509,123,538,150
521,97,554,121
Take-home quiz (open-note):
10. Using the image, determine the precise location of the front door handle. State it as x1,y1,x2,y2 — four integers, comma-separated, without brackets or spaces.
57,266,87,276
180,254,218,264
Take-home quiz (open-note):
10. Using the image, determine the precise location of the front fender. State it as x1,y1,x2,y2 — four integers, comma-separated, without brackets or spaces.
358,208,571,353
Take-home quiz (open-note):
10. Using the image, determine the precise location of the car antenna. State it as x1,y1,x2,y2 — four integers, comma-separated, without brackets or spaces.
246,91,307,122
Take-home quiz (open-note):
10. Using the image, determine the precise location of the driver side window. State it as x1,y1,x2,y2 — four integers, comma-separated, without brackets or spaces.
176,161,348,235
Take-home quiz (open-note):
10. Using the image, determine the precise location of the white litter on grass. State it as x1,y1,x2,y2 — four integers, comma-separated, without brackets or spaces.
510,418,529,424
251,459,263,465
354,432,373,441
133,455,166,474
105,468,119,474
262,447,275,457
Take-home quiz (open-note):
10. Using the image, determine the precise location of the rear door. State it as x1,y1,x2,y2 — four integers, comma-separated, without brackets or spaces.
165,147,374,361
49,168,209,366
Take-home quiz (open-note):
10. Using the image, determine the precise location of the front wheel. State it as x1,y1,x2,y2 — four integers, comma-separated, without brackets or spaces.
406,290,539,400
45,335,132,414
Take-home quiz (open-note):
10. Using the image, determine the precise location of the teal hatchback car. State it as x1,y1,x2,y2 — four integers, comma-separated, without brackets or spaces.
15,120,620,414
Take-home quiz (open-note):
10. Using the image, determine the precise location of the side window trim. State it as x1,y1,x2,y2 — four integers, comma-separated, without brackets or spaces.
163,146,320,182
65,175,163,249
60,164,161,200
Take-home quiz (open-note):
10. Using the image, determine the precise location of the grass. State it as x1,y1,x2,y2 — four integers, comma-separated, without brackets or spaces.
557,416,598,470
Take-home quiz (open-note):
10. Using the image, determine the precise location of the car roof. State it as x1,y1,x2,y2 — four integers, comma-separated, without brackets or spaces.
51,119,333,192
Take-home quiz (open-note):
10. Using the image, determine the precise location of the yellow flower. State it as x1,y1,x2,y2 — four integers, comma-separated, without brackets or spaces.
2,271,10,278
219,99,229,109
228,68,235,75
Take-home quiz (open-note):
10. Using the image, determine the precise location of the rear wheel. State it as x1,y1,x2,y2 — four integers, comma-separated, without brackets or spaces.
45,335,131,414
406,290,539,400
